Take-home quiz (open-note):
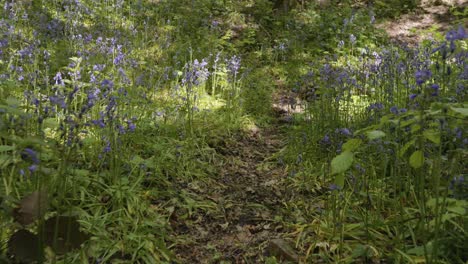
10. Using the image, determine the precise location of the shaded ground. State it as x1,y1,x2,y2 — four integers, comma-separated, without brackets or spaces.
169,2,466,263
378,0,467,45
171,108,300,263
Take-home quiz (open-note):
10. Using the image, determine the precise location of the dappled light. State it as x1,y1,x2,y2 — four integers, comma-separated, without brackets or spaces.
0,0,466,263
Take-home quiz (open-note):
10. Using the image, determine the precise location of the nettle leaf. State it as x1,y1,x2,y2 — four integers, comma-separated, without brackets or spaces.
331,151,354,175
366,130,386,140
409,150,424,169
342,139,362,152
423,129,440,144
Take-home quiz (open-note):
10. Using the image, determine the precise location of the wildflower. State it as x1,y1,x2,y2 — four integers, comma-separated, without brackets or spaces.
53,72,64,86
28,164,38,173
329,184,340,191
338,40,344,48
350,34,357,45
49,95,67,109
430,83,439,96
103,140,111,153
227,55,241,77
367,102,384,112
390,106,399,114
409,93,418,100
415,69,431,85
22,148,39,164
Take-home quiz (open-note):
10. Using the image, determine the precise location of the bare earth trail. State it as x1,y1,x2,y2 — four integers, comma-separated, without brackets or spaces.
171,103,300,263
169,2,467,262
378,0,467,45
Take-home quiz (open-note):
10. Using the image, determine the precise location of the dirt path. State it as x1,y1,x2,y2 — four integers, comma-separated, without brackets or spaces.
171,107,300,263
377,0,466,45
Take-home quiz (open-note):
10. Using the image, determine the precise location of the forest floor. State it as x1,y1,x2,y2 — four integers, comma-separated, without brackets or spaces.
171,97,301,263
170,1,465,263
378,0,465,45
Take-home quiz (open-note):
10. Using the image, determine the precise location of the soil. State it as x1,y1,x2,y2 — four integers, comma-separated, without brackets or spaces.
171,106,297,263
377,0,467,45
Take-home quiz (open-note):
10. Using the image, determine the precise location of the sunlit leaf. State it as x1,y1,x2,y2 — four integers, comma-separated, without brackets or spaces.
331,151,354,175
423,129,440,144
409,150,424,169
366,130,386,140
450,107,468,116
342,139,362,152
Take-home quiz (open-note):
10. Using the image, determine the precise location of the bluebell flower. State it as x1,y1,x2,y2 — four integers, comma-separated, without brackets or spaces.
350,34,357,45
409,93,418,100
390,106,399,114
28,164,38,173
53,72,64,86
22,148,39,164
430,83,439,96
415,69,431,85
103,141,111,153
227,55,241,77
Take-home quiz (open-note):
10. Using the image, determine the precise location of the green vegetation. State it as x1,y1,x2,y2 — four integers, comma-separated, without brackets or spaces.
0,0,466,263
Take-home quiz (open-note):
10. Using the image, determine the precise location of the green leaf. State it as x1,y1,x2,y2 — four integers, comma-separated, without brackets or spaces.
409,150,424,169
0,145,14,152
423,129,440,144
450,107,468,116
366,130,386,140
342,139,362,152
43,118,60,129
331,151,354,175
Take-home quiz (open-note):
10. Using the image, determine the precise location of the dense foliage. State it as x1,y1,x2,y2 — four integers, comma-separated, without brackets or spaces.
0,0,466,263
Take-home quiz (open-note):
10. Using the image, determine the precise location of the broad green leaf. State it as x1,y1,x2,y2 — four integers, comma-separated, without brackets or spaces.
0,145,14,152
331,151,354,175
450,107,468,116
411,124,421,133
334,173,345,189
366,130,386,140
409,150,424,169
342,139,362,152
423,129,440,144
43,118,60,129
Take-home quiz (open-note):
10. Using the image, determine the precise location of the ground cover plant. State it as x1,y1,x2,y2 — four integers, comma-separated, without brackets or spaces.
0,0,466,263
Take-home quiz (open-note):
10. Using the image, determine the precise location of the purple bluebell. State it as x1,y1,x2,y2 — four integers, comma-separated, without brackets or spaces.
415,69,431,85
227,55,241,77
22,148,39,164
430,83,439,96
53,72,64,86
350,34,356,45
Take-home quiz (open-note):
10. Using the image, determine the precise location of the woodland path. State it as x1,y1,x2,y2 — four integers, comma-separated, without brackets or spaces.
172,97,299,263
169,1,466,262
378,0,466,45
